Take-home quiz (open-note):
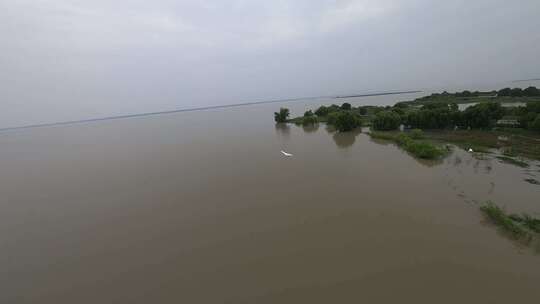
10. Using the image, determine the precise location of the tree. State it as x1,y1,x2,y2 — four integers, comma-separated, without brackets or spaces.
341,103,352,110
373,111,401,130
328,104,341,113
314,106,329,116
274,108,289,123
327,112,340,125
498,88,512,96
523,86,540,97
510,88,523,97
530,114,540,132
526,101,540,113
333,111,361,132
358,107,368,115
301,110,316,125
461,102,503,128
520,112,538,128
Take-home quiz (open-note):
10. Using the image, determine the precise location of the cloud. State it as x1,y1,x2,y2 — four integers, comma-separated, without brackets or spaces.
319,0,396,33
0,0,539,126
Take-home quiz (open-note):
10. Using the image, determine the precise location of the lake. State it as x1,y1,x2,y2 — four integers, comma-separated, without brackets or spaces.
1,92,539,303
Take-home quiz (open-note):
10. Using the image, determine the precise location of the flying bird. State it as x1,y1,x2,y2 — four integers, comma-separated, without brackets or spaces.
281,150,293,157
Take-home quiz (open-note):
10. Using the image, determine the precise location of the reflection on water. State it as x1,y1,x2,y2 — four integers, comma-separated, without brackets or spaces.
274,123,290,139
332,128,362,149
302,123,319,133
325,123,337,133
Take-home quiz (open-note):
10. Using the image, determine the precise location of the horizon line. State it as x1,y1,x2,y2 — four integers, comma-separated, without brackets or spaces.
0,90,421,132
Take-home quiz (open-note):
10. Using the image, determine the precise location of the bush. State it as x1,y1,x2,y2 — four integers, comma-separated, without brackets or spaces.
410,129,424,139
274,108,290,123
304,110,314,117
373,111,401,130
405,141,443,159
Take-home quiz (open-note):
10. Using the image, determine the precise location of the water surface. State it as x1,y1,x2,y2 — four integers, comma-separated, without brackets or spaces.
1,93,539,303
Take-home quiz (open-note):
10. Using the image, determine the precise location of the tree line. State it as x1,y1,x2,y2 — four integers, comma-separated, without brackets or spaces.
275,86,540,133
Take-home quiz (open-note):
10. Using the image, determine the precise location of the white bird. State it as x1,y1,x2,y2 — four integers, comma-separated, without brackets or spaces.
281,150,293,157
468,148,474,153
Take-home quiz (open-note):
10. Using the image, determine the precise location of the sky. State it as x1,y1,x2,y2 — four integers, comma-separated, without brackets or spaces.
1,0,540,127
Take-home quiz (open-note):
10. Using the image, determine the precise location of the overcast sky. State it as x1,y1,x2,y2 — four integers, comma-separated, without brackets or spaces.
1,0,540,127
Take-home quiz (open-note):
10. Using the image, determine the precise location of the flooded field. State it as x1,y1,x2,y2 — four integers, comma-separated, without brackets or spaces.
1,94,539,303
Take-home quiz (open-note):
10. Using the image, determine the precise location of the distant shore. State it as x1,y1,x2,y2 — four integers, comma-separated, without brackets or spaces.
335,90,422,99
0,90,420,132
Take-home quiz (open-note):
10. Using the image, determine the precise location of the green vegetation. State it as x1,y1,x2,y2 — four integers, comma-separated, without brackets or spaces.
410,129,424,139
400,88,540,131
340,102,352,110
314,105,330,116
508,213,540,233
372,111,401,130
369,131,446,159
329,111,362,132
273,86,540,159
274,108,290,123
480,202,532,241
299,110,318,126
499,86,540,97
531,114,540,131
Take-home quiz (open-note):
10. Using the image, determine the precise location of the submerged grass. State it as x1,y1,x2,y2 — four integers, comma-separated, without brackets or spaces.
368,131,447,159
509,214,540,233
479,202,540,246
524,178,540,185
422,129,540,161
496,156,530,168
480,202,532,241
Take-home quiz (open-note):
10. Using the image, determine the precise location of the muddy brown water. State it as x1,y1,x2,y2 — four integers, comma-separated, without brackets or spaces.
1,94,540,303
